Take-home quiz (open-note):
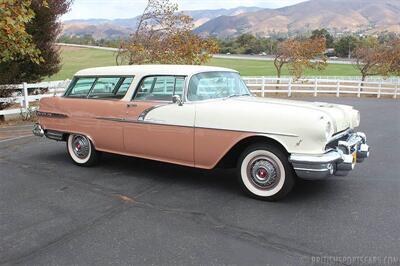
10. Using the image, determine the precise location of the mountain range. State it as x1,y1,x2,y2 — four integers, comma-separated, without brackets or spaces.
62,6,262,39
62,0,400,39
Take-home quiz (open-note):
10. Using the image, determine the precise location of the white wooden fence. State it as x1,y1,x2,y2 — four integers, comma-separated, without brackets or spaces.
0,77,398,117
0,80,70,116
243,77,399,98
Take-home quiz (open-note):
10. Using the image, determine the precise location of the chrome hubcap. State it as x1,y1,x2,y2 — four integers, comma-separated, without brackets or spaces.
247,156,280,190
72,135,90,159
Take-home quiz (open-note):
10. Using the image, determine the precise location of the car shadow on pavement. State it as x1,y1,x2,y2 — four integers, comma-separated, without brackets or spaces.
39,147,340,203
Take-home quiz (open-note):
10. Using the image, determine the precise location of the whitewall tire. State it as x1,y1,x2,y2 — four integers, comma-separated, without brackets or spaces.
237,143,295,201
67,134,100,166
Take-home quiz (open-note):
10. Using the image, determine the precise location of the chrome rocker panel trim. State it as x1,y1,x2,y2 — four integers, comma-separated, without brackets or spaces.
289,132,370,180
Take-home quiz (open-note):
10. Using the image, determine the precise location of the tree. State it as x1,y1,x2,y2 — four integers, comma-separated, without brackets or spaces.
0,0,72,85
274,37,327,81
334,35,358,58
311,28,334,48
373,39,400,77
353,37,400,82
387,40,400,76
117,0,219,65
0,0,43,64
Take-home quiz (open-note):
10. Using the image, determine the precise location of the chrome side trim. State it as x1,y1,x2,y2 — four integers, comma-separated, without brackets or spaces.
95,117,125,123
36,111,68,119
137,105,164,121
95,117,298,137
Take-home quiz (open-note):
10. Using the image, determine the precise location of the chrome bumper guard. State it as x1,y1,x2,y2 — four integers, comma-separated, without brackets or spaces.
32,123,45,137
289,131,370,180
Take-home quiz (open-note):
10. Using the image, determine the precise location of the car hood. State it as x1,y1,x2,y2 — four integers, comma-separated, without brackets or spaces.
194,96,357,134
232,97,355,132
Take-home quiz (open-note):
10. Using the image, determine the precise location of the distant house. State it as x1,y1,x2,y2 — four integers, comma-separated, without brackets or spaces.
325,48,335,57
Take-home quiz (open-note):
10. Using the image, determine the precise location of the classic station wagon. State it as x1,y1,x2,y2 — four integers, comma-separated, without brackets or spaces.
33,65,370,200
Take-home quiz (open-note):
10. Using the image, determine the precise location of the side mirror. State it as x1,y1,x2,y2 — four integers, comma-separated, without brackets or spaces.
172,95,183,106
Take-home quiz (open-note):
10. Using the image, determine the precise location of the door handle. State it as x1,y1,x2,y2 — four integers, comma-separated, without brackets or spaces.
127,103,137,108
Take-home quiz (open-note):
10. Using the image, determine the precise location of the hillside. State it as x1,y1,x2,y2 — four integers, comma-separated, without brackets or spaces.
194,0,400,37
62,7,262,39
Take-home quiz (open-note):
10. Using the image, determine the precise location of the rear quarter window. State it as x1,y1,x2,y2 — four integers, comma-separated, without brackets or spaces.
67,78,96,97
65,76,134,99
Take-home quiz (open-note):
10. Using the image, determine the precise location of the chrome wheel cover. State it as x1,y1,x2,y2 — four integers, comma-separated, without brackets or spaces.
71,135,90,159
246,156,280,190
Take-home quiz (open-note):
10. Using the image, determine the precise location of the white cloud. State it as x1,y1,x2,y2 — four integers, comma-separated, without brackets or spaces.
62,0,308,20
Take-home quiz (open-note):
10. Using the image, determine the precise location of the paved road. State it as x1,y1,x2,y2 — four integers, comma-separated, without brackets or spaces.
0,124,32,142
0,98,399,265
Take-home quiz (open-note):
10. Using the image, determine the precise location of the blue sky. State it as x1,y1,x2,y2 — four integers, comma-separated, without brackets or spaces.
62,0,308,20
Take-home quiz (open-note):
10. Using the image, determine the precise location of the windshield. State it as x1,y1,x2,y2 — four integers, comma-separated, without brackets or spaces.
187,71,251,101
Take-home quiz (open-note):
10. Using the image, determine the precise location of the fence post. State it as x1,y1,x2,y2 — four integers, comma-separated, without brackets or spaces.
314,78,318,97
336,80,340,97
288,79,292,97
377,80,382,98
261,77,265,97
357,81,362,98
22,82,29,110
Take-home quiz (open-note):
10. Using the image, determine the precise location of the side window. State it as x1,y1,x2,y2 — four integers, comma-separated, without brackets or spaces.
134,76,185,101
68,78,96,97
153,77,175,95
174,77,185,98
66,76,134,99
116,77,133,97
89,77,121,98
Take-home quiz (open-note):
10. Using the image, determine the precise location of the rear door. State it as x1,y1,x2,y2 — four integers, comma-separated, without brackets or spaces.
61,76,133,152
123,76,195,166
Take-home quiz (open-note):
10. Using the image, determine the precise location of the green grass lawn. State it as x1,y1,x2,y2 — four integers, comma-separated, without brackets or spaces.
48,48,117,80
48,47,361,81
208,58,361,76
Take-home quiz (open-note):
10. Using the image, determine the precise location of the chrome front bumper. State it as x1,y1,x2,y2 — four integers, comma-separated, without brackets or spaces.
289,131,370,180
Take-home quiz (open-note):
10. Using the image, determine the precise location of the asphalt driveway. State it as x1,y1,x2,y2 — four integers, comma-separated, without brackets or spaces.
0,97,399,265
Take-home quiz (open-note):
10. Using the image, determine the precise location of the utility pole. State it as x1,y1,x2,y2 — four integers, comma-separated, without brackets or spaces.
348,40,352,59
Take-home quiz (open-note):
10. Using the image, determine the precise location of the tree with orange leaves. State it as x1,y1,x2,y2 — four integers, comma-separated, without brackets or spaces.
354,37,400,82
273,37,327,80
116,0,219,65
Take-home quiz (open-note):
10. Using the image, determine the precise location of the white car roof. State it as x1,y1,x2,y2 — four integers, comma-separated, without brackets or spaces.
74,65,238,77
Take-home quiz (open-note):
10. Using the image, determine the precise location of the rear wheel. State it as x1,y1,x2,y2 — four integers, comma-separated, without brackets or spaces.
237,143,295,201
67,134,100,166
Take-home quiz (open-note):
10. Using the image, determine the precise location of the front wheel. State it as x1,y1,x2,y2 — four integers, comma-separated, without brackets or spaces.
237,143,295,201
67,134,100,166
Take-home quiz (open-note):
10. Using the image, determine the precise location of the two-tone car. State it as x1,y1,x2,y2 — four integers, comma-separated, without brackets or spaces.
33,65,370,201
